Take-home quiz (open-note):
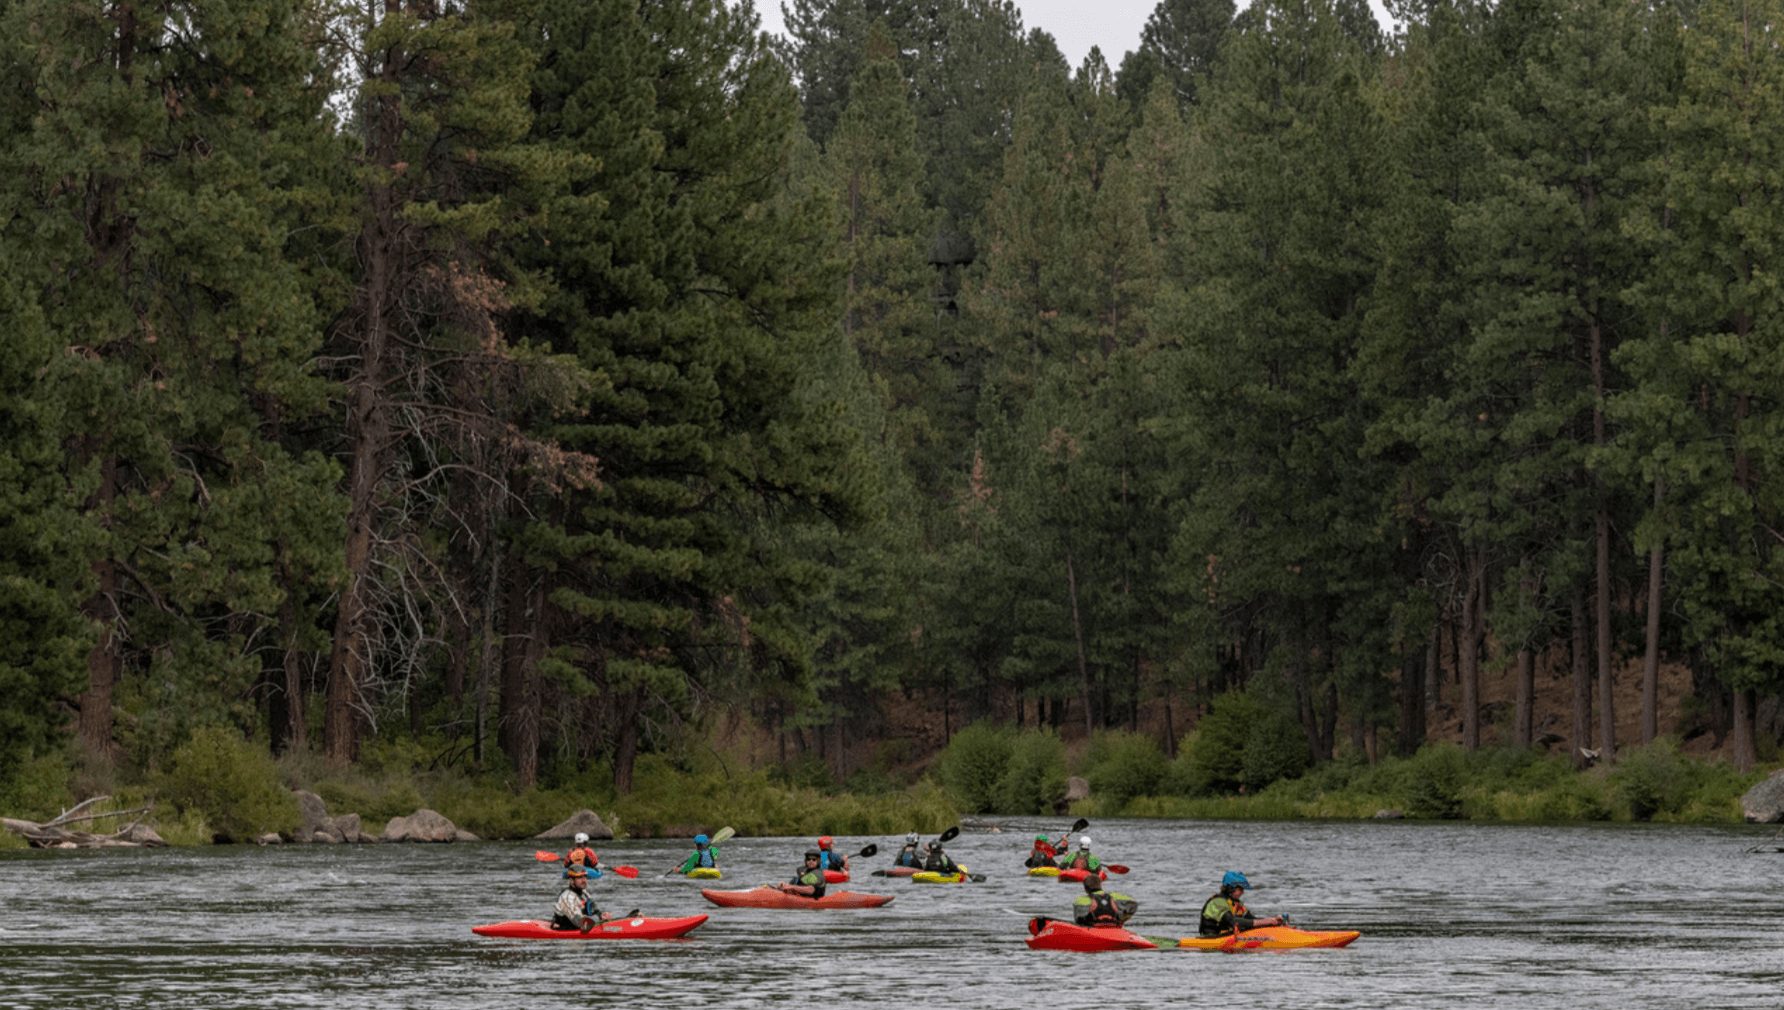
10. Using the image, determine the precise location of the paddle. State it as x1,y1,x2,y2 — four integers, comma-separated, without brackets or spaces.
665,825,735,876
532,849,640,878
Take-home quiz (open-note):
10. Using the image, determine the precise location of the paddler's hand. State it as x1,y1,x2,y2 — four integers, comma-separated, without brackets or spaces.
579,917,595,933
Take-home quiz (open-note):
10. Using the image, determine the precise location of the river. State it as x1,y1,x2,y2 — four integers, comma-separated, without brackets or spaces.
2,818,1779,1008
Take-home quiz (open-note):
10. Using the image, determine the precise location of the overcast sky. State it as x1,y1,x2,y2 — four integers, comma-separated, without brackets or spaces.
747,1,1396,70
745,0,1398,70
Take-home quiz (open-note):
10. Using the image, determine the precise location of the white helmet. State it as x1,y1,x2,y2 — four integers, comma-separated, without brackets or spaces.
906,831,919,843
574,832,589,845
1078,835,1092,849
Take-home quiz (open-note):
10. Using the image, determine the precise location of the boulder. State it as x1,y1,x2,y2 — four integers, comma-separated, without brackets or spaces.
330,813,364,843
121,824,166,847
1742,770,1784,824
1373,809,1405,820
293,790,330,839
1063,776,1091,803
255,833,283,845
534,810,614,841
381,808,465,843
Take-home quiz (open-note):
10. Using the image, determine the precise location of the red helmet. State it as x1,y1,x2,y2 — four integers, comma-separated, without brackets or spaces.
817,835,834,849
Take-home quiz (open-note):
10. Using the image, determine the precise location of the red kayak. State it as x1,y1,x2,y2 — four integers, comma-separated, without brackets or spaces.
876,866,923,877
700,887,894,910
471,915,708,940
1025,918,1156,952
823,869,849,884
1055,867,1107,883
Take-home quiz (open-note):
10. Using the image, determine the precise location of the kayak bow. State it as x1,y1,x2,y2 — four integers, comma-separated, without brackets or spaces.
1025,919,1157,953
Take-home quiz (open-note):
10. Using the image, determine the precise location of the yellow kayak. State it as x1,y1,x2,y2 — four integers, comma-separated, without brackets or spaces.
910,863,972,884
685,867,722,880
1177,926,1360,951
1027,866,1061,878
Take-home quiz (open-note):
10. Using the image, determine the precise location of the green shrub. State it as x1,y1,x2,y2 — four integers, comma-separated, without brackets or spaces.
0,751,75,822
1610,740,1694,820
1085,731,1168,811
160,727,298,842
1403,743,1467,819
1242,706,1311,790
1173,691,1262,795
937,722,1015,813
994,729,1067,815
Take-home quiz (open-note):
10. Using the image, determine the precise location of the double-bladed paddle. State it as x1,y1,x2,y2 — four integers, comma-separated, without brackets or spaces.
532,849,640,878
665,825,736,876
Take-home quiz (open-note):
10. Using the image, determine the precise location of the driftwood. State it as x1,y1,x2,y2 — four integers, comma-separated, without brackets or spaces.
1,795,164,849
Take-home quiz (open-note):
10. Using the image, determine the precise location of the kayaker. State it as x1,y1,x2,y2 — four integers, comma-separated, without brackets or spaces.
1025,833,1062,869
563,832,600,874
773,850,828,899
1062,835,1103,875
551,865,603,932
922,839,961,875
676,833,719,874
815,835,849,874
1199,870,1288,937
892,832,924,868
1072,874,1138,927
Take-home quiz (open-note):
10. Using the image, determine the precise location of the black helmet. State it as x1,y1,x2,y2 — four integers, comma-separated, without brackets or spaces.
804,849,821,860
926,840,941,851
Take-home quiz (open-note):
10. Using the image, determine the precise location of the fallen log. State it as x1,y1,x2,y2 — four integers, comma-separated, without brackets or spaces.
3,801,167,849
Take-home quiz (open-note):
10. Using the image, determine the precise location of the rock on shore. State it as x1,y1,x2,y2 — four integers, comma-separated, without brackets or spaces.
381,808,477,843
1742,770,1784,824
534,810,613,840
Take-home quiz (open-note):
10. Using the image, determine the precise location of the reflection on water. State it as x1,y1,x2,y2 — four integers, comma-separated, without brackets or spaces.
2,819,1780,1008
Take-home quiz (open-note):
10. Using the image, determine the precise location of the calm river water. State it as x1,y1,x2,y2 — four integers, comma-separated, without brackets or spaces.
1,818,1779,1008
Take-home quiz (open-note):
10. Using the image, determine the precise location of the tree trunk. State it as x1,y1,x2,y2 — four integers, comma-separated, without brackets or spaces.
1460,551,1483,751
1400,641,1425,756
613,686,643,794
1641,478,1663,746
1729,686,1757,772
1424,620,1441,712
1066,550,1093,739
1513,648,1534,748
78,458,120,758
1594,505,1615,762
1571,586,1592,768
326,21,403,765
498,560,541,786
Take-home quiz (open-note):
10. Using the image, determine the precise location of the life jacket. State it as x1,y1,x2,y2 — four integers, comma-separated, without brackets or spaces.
1025,851,1058,869
694,846,716,868
565,846,598,868
1199,892,1250,937
791,867,827,899
819,849,844,871
1066,850,1099,871
1082,890,1123,926
894,845,922,867
552,887,596,930
923,850,955,873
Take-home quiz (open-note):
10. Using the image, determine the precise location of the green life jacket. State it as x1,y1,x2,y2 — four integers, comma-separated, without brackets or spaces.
1199,893,1250,936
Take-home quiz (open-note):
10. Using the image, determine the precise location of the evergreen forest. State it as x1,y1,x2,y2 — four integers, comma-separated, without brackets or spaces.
4,0,1783,834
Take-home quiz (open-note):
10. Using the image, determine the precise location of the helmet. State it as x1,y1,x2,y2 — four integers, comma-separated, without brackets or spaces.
927,840,942,851
1077,835,1092,849
565,866,588,879
694,834,710,846
804,849,822,860
1222,870,1251,890
573,832,589,845
1034,834,1049,843
906,831,920,844
817,835,834,849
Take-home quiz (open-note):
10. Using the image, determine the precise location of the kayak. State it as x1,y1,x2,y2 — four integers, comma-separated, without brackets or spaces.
911,870,966,884
685,867,722,880
1056,867,1106,883
1027,866,1061,877
700,887,895,910
1177,926,1361,951
471,915,708,941
1025,918,1157,952
823,869,849,884
877,866,923,877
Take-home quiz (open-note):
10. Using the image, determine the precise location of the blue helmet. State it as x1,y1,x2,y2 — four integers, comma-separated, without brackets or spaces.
1222,870,1250,890
694,834,710,846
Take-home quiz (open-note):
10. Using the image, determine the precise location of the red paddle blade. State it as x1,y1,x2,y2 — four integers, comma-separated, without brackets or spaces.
1104,864,1129,874
611,865,639,878
534,850,561,862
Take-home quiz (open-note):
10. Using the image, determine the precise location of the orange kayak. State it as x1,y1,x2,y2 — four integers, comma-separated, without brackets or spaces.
1177,926,1361,951
1025,918,1157,952
700,887,894,910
